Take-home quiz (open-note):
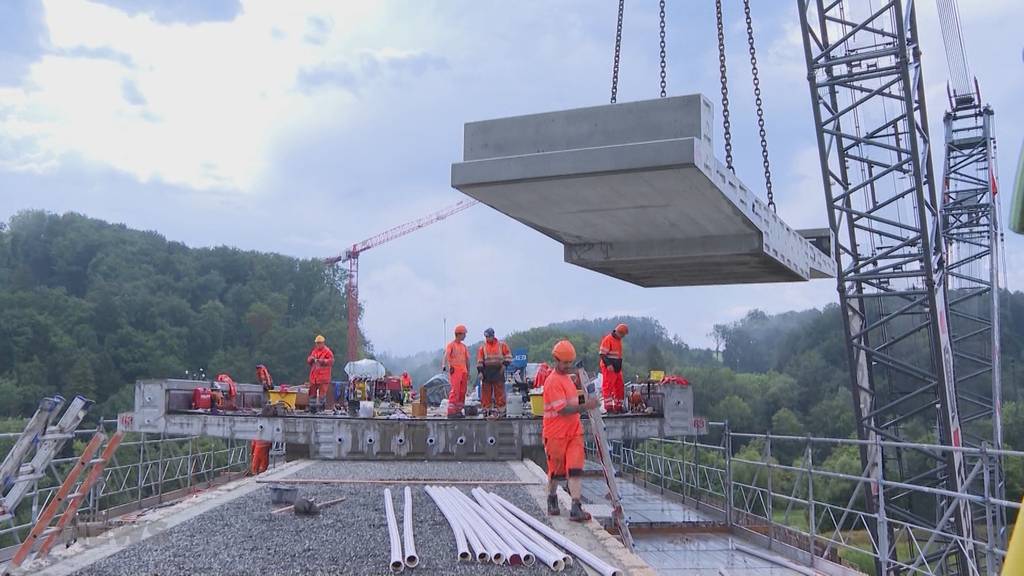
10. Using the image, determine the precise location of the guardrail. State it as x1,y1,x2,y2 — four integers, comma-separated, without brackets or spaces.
588,422,1022,576
0,418,249,557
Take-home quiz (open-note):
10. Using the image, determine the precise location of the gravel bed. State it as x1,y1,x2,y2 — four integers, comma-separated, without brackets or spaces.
71,461,590,576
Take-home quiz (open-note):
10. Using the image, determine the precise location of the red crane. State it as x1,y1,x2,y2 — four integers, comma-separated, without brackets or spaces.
324,199,478,363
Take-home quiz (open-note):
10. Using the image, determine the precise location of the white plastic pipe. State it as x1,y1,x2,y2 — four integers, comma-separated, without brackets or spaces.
476,489,572,569
429,486,490,563
383,488,405,573
464,489,533,567
424,486,471,562
472,488,566,571
489,491,624,576
441,487,509,565
402,487,419,568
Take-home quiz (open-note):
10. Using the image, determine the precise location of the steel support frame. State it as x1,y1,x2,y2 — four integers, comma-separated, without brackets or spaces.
940,101,1006,561
796,1,975,574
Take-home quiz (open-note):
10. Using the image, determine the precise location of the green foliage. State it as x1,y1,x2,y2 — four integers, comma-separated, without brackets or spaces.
0,211,363,418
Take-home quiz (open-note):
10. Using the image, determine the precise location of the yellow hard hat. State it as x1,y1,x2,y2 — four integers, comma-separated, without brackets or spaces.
314,334,326,343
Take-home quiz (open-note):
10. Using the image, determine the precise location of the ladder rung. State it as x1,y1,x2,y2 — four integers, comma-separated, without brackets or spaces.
66,491,83,499
40,433,74,441
88,458,108,465
15,473,45,483
42,526,59,536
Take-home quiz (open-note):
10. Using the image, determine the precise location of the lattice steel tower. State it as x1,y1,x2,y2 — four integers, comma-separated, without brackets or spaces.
797,1,977,574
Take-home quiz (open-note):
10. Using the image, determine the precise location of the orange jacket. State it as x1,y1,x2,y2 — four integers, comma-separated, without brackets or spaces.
534,363,552,389
542,371,583,439
307,345,334,384
476,340,512,368
444,340,470,373
599,332,623,370
401,373,412,390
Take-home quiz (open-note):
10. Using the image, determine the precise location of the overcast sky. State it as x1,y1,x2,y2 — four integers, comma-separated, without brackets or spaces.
1,0,1021,356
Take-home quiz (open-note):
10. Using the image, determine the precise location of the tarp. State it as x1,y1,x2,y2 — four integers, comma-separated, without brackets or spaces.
343,359,386,380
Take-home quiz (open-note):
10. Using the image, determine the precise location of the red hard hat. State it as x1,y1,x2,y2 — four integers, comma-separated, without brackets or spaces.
454,324,467,335
615,323,629,336
552,340,577,362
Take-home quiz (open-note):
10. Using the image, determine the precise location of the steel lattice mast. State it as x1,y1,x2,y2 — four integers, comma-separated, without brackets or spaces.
796,1,976,574
934,0,1006,562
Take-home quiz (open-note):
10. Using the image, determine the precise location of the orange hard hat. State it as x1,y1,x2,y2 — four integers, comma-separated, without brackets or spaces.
454,324,467,335
615,323,629,336
552,340,577,362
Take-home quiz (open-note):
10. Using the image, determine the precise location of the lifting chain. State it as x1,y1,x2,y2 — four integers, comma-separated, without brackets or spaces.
715,0,733,173
610,0,625,104
658,0,667,98
743,0,775,212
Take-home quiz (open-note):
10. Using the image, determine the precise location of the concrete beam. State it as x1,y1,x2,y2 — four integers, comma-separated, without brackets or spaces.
452,95,836,287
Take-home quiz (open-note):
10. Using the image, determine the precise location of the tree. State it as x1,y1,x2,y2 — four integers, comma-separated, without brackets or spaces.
645,344,666,374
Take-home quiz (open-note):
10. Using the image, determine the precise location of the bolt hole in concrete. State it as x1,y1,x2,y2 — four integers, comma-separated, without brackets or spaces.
487,437,496,445
427,437,436,445
337,437,343,443
457,436,466,445
367,437,375,445
397,437,405,445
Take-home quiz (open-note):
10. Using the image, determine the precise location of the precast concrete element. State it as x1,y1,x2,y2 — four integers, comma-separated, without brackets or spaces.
123,379,703,460
451,95,835,287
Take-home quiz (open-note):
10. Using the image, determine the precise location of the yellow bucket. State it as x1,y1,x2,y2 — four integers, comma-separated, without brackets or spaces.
267,390,297,410
649,370,665,382
529,391,544,417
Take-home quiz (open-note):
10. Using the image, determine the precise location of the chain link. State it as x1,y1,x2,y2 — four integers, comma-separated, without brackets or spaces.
659,0,667,98
715,0,733,173
610,0,624,104
744,0,774,212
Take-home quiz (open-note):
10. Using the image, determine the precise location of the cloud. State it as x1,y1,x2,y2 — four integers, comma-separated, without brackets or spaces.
90,0,243,25
0,1,48,86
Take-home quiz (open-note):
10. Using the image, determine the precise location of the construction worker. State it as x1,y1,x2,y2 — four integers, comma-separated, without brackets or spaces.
307,335,335,412
250,440,270,474
443,324,471,418
599,323,628,413
543,340,597,521
476,328,512,418
533,362,551,389
401,371,413,403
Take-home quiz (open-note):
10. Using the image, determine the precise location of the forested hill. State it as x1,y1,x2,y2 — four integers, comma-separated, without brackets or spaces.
0,211,356,417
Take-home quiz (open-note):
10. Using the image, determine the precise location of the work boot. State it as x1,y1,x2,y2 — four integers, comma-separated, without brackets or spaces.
547,494,560,516
569,500,592,523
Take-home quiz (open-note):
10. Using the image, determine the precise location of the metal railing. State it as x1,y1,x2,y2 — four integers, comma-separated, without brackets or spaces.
0,419,249,555
589,422,1022,576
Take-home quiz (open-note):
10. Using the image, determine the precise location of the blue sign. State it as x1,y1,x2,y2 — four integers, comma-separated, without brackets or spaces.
510,348,528,371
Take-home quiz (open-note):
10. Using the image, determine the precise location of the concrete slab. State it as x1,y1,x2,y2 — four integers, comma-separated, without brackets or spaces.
451,95,835,287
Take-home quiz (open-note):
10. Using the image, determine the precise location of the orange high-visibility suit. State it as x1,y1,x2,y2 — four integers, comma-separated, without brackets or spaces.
534,363,552,389
401,372,412,391
599,331,624,412
542,371,585,480
307,345,335,409
477,339,512,412
250,440,271,474
444,340,470,416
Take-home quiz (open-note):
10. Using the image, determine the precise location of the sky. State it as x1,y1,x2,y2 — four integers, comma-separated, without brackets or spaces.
1,0,1022,357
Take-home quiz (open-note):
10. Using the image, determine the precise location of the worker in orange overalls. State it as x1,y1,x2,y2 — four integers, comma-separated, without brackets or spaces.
543,340,598,521
534,362,551,389
307,334,335,412
444,324,471,419
251,363,274,472
401,371,413,403
476,328,512,418
599,323,628,413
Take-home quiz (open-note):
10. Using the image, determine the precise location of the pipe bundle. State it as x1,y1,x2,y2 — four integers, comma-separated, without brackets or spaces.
425,485,623,576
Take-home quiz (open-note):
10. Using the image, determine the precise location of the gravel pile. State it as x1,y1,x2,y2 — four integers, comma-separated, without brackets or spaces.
72,461,590,576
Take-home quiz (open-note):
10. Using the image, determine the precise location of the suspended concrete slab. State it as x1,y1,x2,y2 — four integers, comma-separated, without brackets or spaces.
451,94,835,287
